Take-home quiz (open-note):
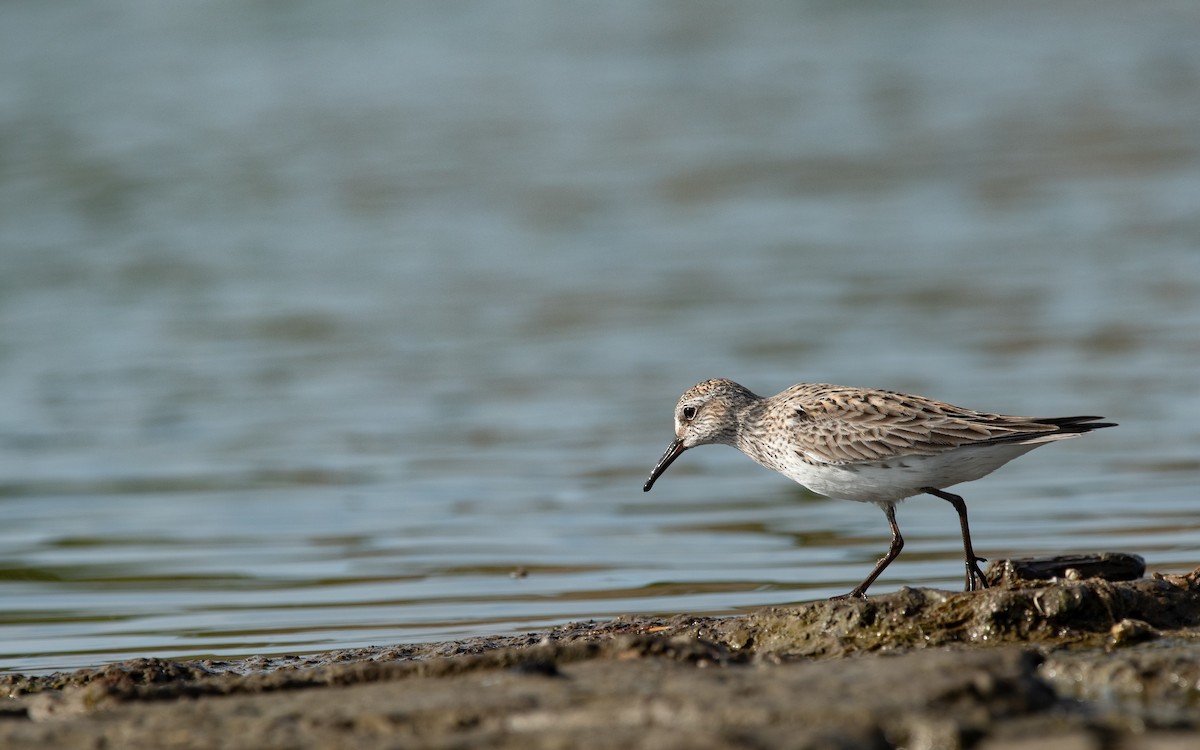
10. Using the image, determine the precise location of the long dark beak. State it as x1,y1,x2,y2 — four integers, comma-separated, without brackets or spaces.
643,438,686,492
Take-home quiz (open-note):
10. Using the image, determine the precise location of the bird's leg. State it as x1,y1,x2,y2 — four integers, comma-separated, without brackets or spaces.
832,503,903,600
923,487,989,592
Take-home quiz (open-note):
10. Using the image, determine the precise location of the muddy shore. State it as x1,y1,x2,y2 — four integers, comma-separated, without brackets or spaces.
3,560,1199,749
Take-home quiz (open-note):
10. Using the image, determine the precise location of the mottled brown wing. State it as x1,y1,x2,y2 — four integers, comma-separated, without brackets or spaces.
782,385,1059,465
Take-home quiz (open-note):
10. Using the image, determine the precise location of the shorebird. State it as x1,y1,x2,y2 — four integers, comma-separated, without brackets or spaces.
643,379,1115,599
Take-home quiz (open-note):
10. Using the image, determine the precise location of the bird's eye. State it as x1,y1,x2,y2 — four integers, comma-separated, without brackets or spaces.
682,406,697,421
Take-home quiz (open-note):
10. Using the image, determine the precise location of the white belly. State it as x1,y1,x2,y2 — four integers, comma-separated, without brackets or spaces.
761,443,1042,503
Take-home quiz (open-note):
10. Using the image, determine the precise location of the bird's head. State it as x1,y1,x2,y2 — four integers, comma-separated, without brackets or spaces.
643,379,759,491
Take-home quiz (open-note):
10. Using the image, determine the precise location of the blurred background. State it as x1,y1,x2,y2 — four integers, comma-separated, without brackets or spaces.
2,0,1199,674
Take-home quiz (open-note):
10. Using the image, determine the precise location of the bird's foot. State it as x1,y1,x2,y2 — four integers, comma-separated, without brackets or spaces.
830,588,869,601
965,557,990,591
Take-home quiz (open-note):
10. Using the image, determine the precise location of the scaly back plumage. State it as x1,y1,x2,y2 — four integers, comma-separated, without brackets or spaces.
756,383,1114,466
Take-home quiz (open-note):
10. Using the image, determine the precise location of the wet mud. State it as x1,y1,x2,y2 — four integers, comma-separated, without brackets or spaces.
2,558,1199,749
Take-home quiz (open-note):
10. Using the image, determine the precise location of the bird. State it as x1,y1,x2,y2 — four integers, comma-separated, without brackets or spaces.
643,378,1116,599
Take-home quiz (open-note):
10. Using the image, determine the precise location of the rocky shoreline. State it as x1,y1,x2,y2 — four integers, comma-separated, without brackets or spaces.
2,560,1199,749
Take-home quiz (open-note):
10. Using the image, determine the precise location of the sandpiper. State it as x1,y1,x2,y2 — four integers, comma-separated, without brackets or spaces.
643,379,1115,599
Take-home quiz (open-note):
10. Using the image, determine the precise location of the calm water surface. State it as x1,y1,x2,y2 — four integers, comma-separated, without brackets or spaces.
2,1,1200,674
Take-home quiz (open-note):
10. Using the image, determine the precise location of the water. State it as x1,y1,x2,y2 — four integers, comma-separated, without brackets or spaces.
2,0,1200,674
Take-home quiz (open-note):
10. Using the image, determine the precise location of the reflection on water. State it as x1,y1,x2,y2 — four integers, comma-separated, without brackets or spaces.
2,2,1200,674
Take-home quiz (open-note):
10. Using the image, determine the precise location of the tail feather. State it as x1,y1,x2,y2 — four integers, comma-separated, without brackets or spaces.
982,415,1116,446
1033,416,1118,434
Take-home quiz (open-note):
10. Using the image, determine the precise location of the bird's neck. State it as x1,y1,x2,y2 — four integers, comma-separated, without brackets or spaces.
731,398,774,460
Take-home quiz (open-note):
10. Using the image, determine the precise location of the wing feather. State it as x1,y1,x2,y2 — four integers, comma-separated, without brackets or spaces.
781,384,1083,465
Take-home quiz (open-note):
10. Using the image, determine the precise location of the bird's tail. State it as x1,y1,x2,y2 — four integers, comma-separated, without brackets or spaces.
983,415,1117,446
1032,415,1118,434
